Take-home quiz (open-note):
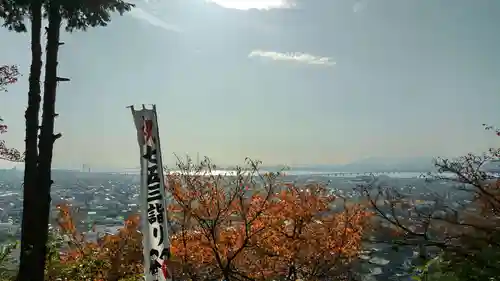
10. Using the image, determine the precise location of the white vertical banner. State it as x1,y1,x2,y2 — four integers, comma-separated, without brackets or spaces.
130,104,171,281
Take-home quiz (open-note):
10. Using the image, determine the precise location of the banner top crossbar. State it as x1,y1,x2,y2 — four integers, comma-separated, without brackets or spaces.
127,104,157,111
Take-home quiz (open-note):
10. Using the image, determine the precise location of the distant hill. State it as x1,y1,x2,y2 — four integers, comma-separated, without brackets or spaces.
290,157,436,173
0,157,438,175
340,157,436,172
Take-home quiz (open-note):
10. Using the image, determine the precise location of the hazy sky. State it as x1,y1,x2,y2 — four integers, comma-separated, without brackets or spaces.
1,0,500,169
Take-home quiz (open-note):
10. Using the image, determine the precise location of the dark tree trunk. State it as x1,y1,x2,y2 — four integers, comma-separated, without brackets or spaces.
16,0,43,280
222,269,231,281
33,0,63,279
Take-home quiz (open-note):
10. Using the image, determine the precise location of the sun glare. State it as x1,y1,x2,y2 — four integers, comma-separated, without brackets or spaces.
207,0,293,10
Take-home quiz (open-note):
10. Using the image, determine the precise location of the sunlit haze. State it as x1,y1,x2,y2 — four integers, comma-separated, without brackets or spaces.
1,0,500,170
206,0,293,10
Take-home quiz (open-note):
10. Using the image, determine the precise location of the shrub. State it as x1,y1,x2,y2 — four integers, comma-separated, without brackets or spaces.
363,125,500,281
48,159,372,281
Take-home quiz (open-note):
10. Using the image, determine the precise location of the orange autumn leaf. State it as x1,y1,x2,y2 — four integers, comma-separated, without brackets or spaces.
165,162,372,281
50,160,372,281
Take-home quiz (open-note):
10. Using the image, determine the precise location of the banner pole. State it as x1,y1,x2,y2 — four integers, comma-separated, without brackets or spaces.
151,104,172,278
130,104,171,281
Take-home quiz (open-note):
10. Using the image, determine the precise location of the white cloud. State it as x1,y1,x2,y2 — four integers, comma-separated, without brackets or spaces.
128,7,181,32
206,0,294,10
248,50,336,66
352,0,368,13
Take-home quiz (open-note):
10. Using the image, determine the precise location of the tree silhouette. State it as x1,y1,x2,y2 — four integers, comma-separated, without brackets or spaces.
2,1,133,280
1,2,45,279
34,3,132,280
0,65,19,91
0,64,24,162
166,158,372,281
362,127,500,281
36,158,373,281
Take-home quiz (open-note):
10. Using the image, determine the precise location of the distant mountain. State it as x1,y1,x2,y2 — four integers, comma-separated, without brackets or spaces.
290,157,436,173
0,160,22,170
482,159,500,172
340,157,435,173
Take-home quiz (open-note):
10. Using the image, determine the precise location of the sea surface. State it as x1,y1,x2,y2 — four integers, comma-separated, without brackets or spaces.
164,169,449,179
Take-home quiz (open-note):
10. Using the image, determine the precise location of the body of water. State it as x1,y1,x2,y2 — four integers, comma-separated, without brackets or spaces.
164,169,446,179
